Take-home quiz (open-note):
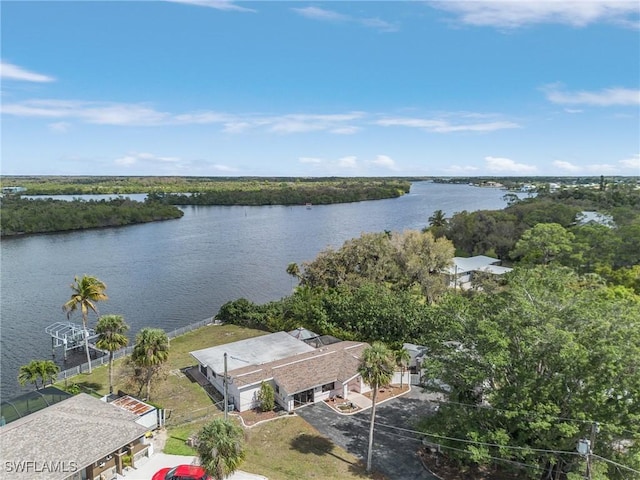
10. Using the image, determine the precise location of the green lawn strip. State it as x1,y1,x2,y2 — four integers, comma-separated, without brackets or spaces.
244,416,376,479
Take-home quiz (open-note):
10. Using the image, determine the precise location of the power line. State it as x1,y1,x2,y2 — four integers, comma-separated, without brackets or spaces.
592,454,640,476
357,417,640,477
430,398,637,435
374,421,584,457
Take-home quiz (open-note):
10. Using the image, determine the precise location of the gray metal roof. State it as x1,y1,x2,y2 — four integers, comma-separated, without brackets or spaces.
445,255,502,274
0,393,149,480
190,331,315,374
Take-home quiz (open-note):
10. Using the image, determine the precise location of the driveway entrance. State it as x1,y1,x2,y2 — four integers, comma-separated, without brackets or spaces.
297,387,440,479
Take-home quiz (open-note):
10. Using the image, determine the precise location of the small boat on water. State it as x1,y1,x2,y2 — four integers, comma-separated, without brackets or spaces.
305,203,312,209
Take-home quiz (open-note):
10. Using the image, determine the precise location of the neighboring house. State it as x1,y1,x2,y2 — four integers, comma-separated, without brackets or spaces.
445,255,512,290
190,331,374,412
576,211,615,227
0,393,151,480
107,394,159,430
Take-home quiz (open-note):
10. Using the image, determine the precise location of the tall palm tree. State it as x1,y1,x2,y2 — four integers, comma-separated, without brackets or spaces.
394,347,411,389
62,275,108,373
358,342,395,472
131,327,169,401
197,418,246,480
96,314,129,395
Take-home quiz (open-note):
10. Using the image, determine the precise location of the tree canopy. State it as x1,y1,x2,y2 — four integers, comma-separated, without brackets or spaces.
419,266,640,479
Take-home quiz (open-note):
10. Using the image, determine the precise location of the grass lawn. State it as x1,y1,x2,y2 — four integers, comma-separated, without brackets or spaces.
165,415,382,480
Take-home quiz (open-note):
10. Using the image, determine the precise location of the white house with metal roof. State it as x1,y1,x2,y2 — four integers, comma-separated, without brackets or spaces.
190,332,375,412
445,255,512,290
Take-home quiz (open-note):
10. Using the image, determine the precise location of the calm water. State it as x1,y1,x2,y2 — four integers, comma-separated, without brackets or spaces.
0,182,510,399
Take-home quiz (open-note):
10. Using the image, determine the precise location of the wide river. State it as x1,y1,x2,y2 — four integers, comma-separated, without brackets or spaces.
0,182,512,399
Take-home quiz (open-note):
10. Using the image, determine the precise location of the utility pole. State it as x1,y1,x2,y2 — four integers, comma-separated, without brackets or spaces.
223,352,228,420
586,422,598,480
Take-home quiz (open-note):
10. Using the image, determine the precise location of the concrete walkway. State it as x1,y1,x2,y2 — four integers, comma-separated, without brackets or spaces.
123,453,267,480
348,391,373,410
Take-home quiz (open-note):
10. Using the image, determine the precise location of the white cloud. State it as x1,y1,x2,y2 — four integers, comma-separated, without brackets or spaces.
1,62,55,82
292,6,398,32
619,154,640,171
431,1,640,29
267,113,364,134
485,156,537,173
338,156,358,168
1,99,365,134
292,6,349,22
586,163,619,173
553,160,582,172
377,116,519,133
443,165,480,174
359,17,399,33
372,155,398,170
48,121,71,133
167,0,256,13
299,157,323,164
2,99,171,125
543,84,640,106
114,152,181,167
563,108,583,114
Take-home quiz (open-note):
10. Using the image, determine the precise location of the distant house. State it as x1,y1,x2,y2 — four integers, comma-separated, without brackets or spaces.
445,255,512,290
576,211,615,228
0,393,151,480
190,331,379,412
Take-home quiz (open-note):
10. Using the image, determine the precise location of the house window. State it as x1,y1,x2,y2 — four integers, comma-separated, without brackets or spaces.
322,382,335,392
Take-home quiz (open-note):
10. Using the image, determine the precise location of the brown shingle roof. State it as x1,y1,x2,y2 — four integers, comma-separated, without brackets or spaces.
230,341,368,394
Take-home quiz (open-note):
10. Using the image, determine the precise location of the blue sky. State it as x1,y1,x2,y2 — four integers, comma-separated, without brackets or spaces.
1,1,639,177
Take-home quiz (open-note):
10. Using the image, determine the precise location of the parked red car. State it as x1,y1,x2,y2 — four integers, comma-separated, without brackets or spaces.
152,465,209,480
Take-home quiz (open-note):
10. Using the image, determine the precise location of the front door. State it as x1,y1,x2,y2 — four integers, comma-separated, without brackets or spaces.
293,388,314,408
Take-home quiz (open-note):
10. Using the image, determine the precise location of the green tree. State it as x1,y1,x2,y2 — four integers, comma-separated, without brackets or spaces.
420,266,640,479
197,418,246,480
394,347,411,389
62,275,108,373
510,223,575,265
131,328,169,401
18,360,59,390
96,314,130,394
257,381,275,412
358,342,395,472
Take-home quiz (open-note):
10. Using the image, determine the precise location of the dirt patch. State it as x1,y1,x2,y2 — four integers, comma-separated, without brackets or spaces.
236,408,282,426
363,383,411,403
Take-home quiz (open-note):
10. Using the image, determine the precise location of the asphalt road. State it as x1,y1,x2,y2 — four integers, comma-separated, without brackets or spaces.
296,388,440,480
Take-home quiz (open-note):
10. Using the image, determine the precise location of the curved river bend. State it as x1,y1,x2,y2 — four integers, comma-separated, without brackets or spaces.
1,182,511,398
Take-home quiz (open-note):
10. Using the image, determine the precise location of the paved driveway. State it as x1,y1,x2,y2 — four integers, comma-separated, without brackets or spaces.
296,388,440,480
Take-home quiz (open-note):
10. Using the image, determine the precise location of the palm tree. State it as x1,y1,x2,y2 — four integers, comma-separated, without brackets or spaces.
428,209,447,228
358,342,395,472
62,275,108,373
96,314,129,395
18,360,41,389
394,347,411,389
131,327,169,401
197,418,246,480
18,360,59,390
